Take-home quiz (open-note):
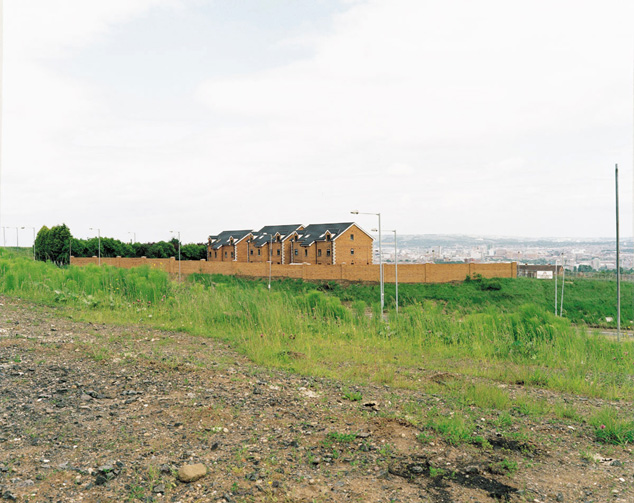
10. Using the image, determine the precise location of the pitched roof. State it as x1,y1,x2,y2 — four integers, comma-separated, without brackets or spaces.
252,224,303,248
297,222,360,246
210,230,253,250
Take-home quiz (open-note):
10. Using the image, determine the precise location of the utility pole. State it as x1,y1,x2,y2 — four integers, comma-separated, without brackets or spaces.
560,254,565,317
616,164,621,342
554,258,558,316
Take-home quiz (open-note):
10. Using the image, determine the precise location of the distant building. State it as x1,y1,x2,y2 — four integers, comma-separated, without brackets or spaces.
207,230,253,262
290,222,373,265
207,222,374,265
249,224,304,265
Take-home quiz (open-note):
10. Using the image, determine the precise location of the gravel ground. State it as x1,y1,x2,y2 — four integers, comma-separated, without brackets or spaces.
0,295,633,503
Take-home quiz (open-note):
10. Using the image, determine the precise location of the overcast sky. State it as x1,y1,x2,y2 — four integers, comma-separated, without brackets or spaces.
1,0,633,245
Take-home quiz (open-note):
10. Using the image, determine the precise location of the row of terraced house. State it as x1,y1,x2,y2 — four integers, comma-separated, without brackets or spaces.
207,223,374,266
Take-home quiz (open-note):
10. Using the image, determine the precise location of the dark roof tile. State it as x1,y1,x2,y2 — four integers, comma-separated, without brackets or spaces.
210,230,253,250
252,224,303,247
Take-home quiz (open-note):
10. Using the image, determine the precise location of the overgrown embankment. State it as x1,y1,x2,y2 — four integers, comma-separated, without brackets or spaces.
2,249,634,501
1,249,633,403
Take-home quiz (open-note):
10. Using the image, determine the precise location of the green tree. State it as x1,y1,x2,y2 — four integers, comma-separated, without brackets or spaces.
147,241,176,258
34,226,50,261
100,237,134,258
70,238,86,258
181,243,207,260
47,224,72,264
132,242,150,258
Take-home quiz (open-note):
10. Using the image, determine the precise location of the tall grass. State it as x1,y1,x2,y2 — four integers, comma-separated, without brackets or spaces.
1,250,633,400
187,270,634,328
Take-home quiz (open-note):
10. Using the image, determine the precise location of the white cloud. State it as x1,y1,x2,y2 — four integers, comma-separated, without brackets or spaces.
5,1,183,60
195,0,634,236
1,0,633,243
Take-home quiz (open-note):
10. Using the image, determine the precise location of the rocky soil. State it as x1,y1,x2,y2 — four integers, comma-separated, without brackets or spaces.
0,295,632,502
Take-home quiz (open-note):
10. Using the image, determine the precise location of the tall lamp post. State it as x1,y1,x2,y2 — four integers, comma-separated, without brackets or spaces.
386,229,398,314
89,227,101,266
352,210,383,312
554,258,558,316
170,231,181,282
21,226,35,260
262,232,273,290
128,231,136,244
560,253,565,316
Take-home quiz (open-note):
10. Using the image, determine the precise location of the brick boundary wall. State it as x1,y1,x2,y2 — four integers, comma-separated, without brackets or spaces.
70,257,517,284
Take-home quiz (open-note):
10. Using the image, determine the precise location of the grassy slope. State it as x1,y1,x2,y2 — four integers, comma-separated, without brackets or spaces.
2,249,634,445
199,272,634,328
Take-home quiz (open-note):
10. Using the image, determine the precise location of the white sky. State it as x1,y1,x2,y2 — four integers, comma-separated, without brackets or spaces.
1,0,633,245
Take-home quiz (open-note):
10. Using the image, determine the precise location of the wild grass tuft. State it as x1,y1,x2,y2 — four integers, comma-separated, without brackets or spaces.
589,408,634,445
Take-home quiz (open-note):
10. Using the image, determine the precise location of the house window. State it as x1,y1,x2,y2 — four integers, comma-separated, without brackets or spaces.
277,249,280,255
326,249,331,257
294,249,298,256
351,234,354,240
250,249,253,255
231,252,234,258
304,249,308,257
214,251,217,258
224,251,227,257
318,249,322,257
351,249,355,255
258,249,261,256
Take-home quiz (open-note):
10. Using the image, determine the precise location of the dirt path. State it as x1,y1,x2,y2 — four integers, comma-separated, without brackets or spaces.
0,295,632,502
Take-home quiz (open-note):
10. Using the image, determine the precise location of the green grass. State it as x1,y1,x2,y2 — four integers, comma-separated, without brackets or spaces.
589,408,634,445
424,408,476,445
1,248,633,425
189,270,634,329
342,388,363,401
324,432,357,445
489,458,518,476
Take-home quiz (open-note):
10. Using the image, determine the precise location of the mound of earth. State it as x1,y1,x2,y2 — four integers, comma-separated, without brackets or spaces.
0,295,631,502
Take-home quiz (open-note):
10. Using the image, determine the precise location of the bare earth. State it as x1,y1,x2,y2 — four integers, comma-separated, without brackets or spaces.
0,295,632,503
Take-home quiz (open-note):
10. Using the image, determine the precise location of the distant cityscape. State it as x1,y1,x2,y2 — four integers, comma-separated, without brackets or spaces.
377,235,633,271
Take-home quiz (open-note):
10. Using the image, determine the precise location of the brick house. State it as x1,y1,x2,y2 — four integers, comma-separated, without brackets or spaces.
207,230,253,262
290,223,373,265
248,224,304,264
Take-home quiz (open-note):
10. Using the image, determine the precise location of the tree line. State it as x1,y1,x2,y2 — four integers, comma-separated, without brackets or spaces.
34,224,207,265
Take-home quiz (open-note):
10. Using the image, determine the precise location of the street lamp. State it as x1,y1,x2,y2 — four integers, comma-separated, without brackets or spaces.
128,232,136,244
170,230,181,282
261,232,273,290
21,226,35,260
554,258,558,316
352,210,383,312
89,228,101,266
386,229,398,314
560,253,565,317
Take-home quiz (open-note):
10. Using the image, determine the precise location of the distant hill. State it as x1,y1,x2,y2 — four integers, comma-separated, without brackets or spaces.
377,234,630,249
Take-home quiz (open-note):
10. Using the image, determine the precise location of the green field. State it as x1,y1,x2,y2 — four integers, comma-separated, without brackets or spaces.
2,248,633,444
